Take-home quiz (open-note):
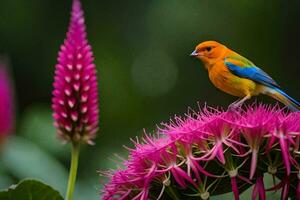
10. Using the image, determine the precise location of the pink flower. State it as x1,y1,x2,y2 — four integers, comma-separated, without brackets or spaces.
268,112,300,176
102,104,300,199
52,0,98,144
238,105,278,179
0,60,14,144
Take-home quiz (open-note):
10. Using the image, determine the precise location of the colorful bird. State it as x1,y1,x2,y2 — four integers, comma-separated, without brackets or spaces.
190,41,300,111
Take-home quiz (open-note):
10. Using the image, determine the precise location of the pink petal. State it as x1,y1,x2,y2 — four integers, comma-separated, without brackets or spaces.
250,149,258,179
119,189,132,200
187,158,201,182
237,175,253,185
192,158,220,177
174,166,198,188
279,137,291,175
132,188,148,200
170,168,187,188
216,142,225,164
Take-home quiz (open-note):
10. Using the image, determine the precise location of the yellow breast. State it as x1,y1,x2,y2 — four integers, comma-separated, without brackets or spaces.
208,61,257,97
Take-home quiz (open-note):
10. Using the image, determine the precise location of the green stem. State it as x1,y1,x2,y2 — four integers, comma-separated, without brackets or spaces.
65,142,80,200
167,186,180,200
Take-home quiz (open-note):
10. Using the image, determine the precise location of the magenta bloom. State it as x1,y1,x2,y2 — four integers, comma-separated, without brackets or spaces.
0,62,14,141
52,0,98,144
102,104,300,199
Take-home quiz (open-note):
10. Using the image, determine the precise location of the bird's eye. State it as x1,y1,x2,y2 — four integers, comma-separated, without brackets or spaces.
206,47,212,52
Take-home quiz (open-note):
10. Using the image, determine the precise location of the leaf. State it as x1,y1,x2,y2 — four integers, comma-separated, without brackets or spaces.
0,179,63,200
1,136,68,194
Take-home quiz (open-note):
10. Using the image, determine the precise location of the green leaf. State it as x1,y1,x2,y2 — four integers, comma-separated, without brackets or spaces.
1,136,68,194
0,179,63,200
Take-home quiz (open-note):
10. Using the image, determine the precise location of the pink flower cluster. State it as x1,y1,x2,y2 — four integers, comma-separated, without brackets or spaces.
102,104,300,200
52,0,98,144
0,62,14,141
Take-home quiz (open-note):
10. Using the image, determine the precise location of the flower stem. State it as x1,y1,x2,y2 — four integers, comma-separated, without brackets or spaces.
167,186,180,200
65,142,80,200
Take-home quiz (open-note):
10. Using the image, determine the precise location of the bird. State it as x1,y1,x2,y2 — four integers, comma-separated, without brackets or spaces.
190,40,300,111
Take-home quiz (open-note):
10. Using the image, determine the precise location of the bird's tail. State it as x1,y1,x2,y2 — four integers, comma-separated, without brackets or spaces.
263,86,300,111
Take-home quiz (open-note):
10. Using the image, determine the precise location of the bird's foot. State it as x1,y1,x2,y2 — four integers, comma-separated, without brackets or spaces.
228,95,250,112
228,102,242,112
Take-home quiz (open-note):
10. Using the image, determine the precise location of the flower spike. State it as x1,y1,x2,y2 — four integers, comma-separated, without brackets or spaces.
52,0,99,144
0,60,14,145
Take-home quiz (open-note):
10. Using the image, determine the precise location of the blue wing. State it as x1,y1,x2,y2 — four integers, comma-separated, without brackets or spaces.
224,56,279,88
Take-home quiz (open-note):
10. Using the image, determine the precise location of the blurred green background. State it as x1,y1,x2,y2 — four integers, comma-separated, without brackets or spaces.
0,0,299,199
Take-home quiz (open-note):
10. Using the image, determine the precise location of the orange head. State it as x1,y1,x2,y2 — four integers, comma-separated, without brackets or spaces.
190,41,228,67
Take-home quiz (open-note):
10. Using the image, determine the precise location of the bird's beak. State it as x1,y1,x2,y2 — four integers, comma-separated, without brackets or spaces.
190,50,198,57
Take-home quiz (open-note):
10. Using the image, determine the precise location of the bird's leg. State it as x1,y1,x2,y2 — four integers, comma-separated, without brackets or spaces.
228,95,251,111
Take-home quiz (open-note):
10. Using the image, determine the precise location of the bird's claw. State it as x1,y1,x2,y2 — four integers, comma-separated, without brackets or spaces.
228,103,242,112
